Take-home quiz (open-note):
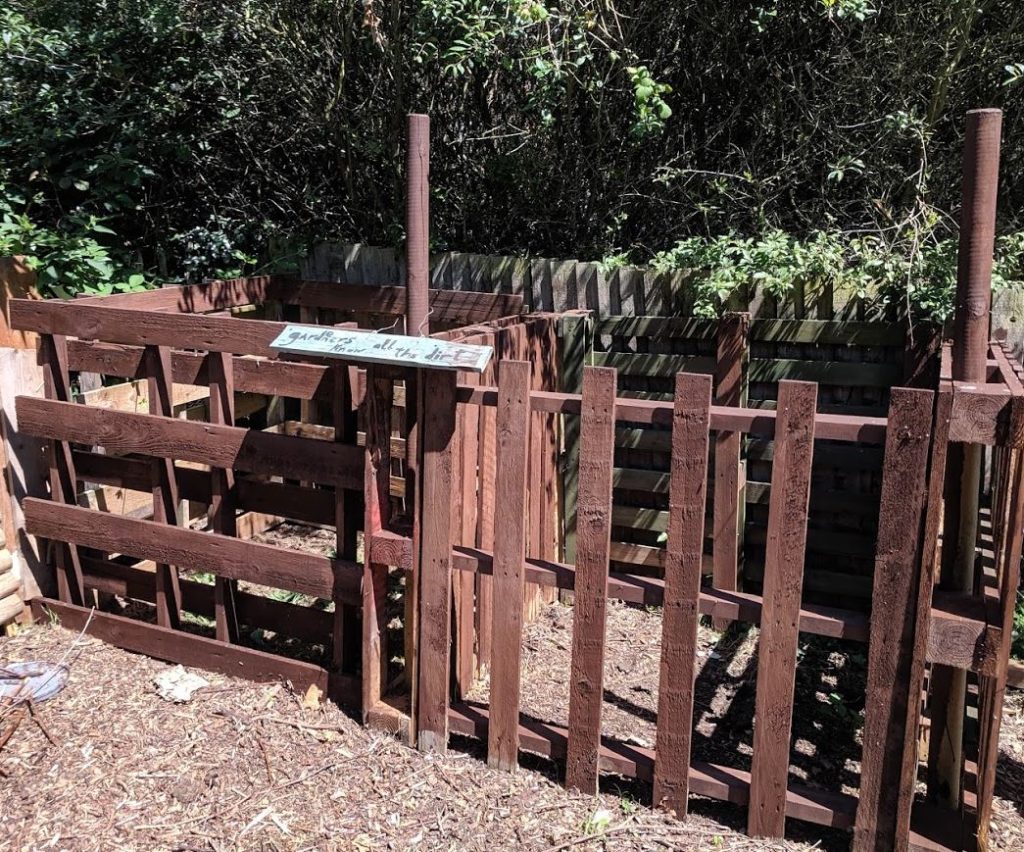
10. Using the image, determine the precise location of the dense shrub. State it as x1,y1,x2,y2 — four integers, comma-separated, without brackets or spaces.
1,1,1022,311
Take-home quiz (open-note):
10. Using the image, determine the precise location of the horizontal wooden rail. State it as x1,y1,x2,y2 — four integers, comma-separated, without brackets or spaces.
16,397,363,489
72,449,337,527
370,530,996,674
448,702,856,829
32,598,357,706
75,276,276,312
81,556,332,645
25,499,360,602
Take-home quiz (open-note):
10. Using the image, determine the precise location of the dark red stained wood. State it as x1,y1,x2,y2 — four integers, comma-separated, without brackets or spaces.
475,328,500,671
362,366,393,720
39,334,86,606
712,313,749,630
565,366,617,793
331,363,361,675
11,298,290,357
71,450,336,527
748,380,818,839
454,365,480,697
23,498,360,603
415,369,458,754
487,360,532,772
143,344,184,630
451,385,887,444
82,556,332,645
32,598,359,708
207,350,239,643
66,339,334,401
449,702,857,829
653,372,713,816
270,280,523,324
853,388,935,852
15,396,363,489
76,276,275,312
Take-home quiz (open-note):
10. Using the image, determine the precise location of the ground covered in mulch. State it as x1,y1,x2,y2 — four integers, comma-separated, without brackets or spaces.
1,601,1022,850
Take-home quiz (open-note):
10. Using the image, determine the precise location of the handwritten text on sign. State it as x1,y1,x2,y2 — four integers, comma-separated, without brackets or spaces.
269,325,493,373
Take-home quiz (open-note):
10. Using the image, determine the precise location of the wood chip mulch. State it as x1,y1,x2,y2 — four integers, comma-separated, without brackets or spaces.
1,610,1021,851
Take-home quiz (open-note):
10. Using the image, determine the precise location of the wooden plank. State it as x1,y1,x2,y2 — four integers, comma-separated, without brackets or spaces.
749,358,902,387
11,299,292,357
853,388,935,852
15,397,364,489
143,344,184,630
32,598,358,706
453,363,480,697
486,360,531,771
331,363,361,675
748,381,817,838
271,281,522,324
592,351,717,377
652,372,712,816
475,329,499,671
448,703,857,829
713,312,749,630
208,350,239,643
565,366,617,793
23,498,360,602
76,276,275,312
415,369,458,754
594,316,717,340
66,340,334,401
749,319,906,346
362,366,393,721
40,334,87,606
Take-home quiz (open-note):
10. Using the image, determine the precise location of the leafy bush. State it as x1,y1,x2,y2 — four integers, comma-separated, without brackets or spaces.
651,228,1024,321
1014,591,1024,660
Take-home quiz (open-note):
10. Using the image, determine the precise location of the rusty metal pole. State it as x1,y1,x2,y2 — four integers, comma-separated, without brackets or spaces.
403,114,430,728
930,107,1002,809
406,113,430,338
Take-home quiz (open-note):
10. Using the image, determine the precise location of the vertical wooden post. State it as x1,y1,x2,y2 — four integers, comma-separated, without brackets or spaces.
475,327,500,673
144,344,182,629
559,313,591,565
931,107,1002,809
712,312,749,630
362,365,393,720
854,388,935,852
453,364,478,697
332,363,361,674
39,334,85,606
406,113,430,338
565,366,616,793
208,351,239,642
748,380,817,838
415,368,457,754
653,372,712,816
487,360,531,771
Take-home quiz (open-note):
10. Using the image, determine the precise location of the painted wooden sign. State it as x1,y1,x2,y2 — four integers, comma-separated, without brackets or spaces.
269,325,493,373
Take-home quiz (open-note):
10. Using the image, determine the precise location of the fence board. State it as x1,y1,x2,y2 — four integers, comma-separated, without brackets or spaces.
24,498,360,602
652,372,712,816
565,366,617,793
487,360,532,771
40,334,86,606
853,388,934,852
207,351,239,642
748,380,818,838
415,369,458,753
16,397,364,489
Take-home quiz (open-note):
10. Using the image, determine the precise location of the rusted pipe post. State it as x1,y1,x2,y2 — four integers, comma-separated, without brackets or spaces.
406,113,430,338
930,107,1002,809
403,114,430,718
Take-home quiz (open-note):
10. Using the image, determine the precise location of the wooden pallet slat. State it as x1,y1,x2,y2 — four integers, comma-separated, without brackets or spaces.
415,369,458,753
853,387,935,852
487,360,531,771
653,372,712,816
748,380,818,838
207,350,239,642
565,366,617,793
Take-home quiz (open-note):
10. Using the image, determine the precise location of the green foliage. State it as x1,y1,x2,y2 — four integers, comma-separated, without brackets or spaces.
651,228,1024,321
1,0,1023,300
1013,590,1024,660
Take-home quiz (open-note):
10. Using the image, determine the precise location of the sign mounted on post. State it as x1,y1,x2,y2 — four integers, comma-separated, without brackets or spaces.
269,325,493,373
